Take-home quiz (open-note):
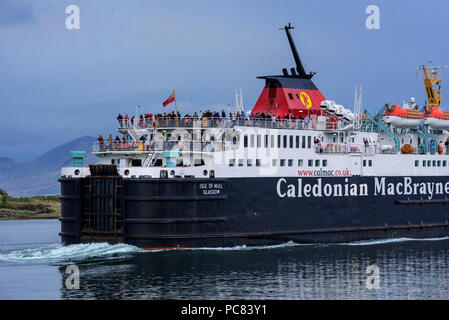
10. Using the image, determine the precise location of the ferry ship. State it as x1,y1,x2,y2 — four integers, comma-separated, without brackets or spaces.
59,24,449,249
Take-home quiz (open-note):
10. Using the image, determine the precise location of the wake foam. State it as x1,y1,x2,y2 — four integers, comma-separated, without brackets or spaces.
337,236,449,246
2,237,447,263
187,241,305,251
0,242,145,263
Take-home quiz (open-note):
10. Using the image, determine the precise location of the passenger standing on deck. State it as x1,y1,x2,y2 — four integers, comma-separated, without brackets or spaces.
98,135,104,151
114,135,120,149
304,115,309,129
364,138,369,153
117,113,123,127
298,113,304,129
445,138,449,155
139,115,144,128
107,134,113,149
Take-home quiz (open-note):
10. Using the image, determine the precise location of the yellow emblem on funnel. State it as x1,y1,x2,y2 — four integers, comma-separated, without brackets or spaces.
300,92,312,109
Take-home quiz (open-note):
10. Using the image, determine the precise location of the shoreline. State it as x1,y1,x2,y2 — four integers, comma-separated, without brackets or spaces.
0,211,60,221
0,192,60,221
0,215,60,221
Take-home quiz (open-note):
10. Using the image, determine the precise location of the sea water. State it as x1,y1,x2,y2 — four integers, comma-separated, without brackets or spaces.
1,219,449,299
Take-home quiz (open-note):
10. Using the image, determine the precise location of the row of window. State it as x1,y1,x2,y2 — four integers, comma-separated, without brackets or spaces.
363,160,373,167
229,159,328,167
415,160,448,167
288,92,301,100
243,134,314,149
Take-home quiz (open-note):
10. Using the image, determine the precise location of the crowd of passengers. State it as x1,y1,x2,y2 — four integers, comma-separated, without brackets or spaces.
96,131,234,152
116,109,311,129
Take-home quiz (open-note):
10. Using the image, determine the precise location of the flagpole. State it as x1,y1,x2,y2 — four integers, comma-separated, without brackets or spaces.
173,88,179,125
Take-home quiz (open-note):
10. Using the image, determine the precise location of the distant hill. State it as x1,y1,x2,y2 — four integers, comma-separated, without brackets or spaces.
0,136,97,197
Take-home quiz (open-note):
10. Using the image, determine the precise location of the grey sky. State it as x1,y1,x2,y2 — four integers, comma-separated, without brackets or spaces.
1,0,448,160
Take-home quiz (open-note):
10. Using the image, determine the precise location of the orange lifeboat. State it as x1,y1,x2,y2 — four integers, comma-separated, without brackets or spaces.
423,106,449,129
382,104,423,129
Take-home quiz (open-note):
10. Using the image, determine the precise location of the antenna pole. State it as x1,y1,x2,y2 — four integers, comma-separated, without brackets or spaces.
282,23,307,77
173,88,179,125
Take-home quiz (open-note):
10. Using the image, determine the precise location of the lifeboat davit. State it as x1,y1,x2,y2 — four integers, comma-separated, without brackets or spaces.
382,104,423,129
423,106,449,129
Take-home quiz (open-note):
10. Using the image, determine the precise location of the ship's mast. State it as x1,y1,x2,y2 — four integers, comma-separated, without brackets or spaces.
419,61,448,108
280,23,314,79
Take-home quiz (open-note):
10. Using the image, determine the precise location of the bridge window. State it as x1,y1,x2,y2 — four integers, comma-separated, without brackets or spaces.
308,159,313,167
283,135,287,148
272,159,277,166
288,159,293,167
369,160,372,167
315,159,320,167
289,135,293,148
238,159,244,167
278,135,281,148
131,159,142,167
264,135,268,148
270,135,274,148
244,135,248,148
427,160,431,167
444,161,447,167
296,136,300,148
307,136,311,149
302,136,306,148
438,160,441,167
298,159,303,166
257,135,261,148
229,159,235,167
414,160,419,167
363,160,366,167
250,135,255,148
423,160,426,167
280,159,286,166
323,160,327,167
433,160,436,167
247,159,253,166
256,159,261,167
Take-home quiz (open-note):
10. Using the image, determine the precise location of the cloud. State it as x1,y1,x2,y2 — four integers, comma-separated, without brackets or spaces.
0,0,37,27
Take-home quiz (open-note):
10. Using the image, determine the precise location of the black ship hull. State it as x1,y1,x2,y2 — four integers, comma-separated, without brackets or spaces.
59,176,449,248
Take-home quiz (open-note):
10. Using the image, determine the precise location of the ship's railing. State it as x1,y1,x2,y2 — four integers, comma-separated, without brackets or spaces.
117,117,326,131
161,140,236,152
93,140,150,152
317,143,378,155
93,140,238,153
118,117,225,129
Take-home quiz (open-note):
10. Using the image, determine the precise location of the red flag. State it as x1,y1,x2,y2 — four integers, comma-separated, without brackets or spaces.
162,93,175,107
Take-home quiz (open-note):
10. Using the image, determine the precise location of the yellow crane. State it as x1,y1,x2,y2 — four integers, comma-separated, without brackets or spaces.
419,61,448,108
